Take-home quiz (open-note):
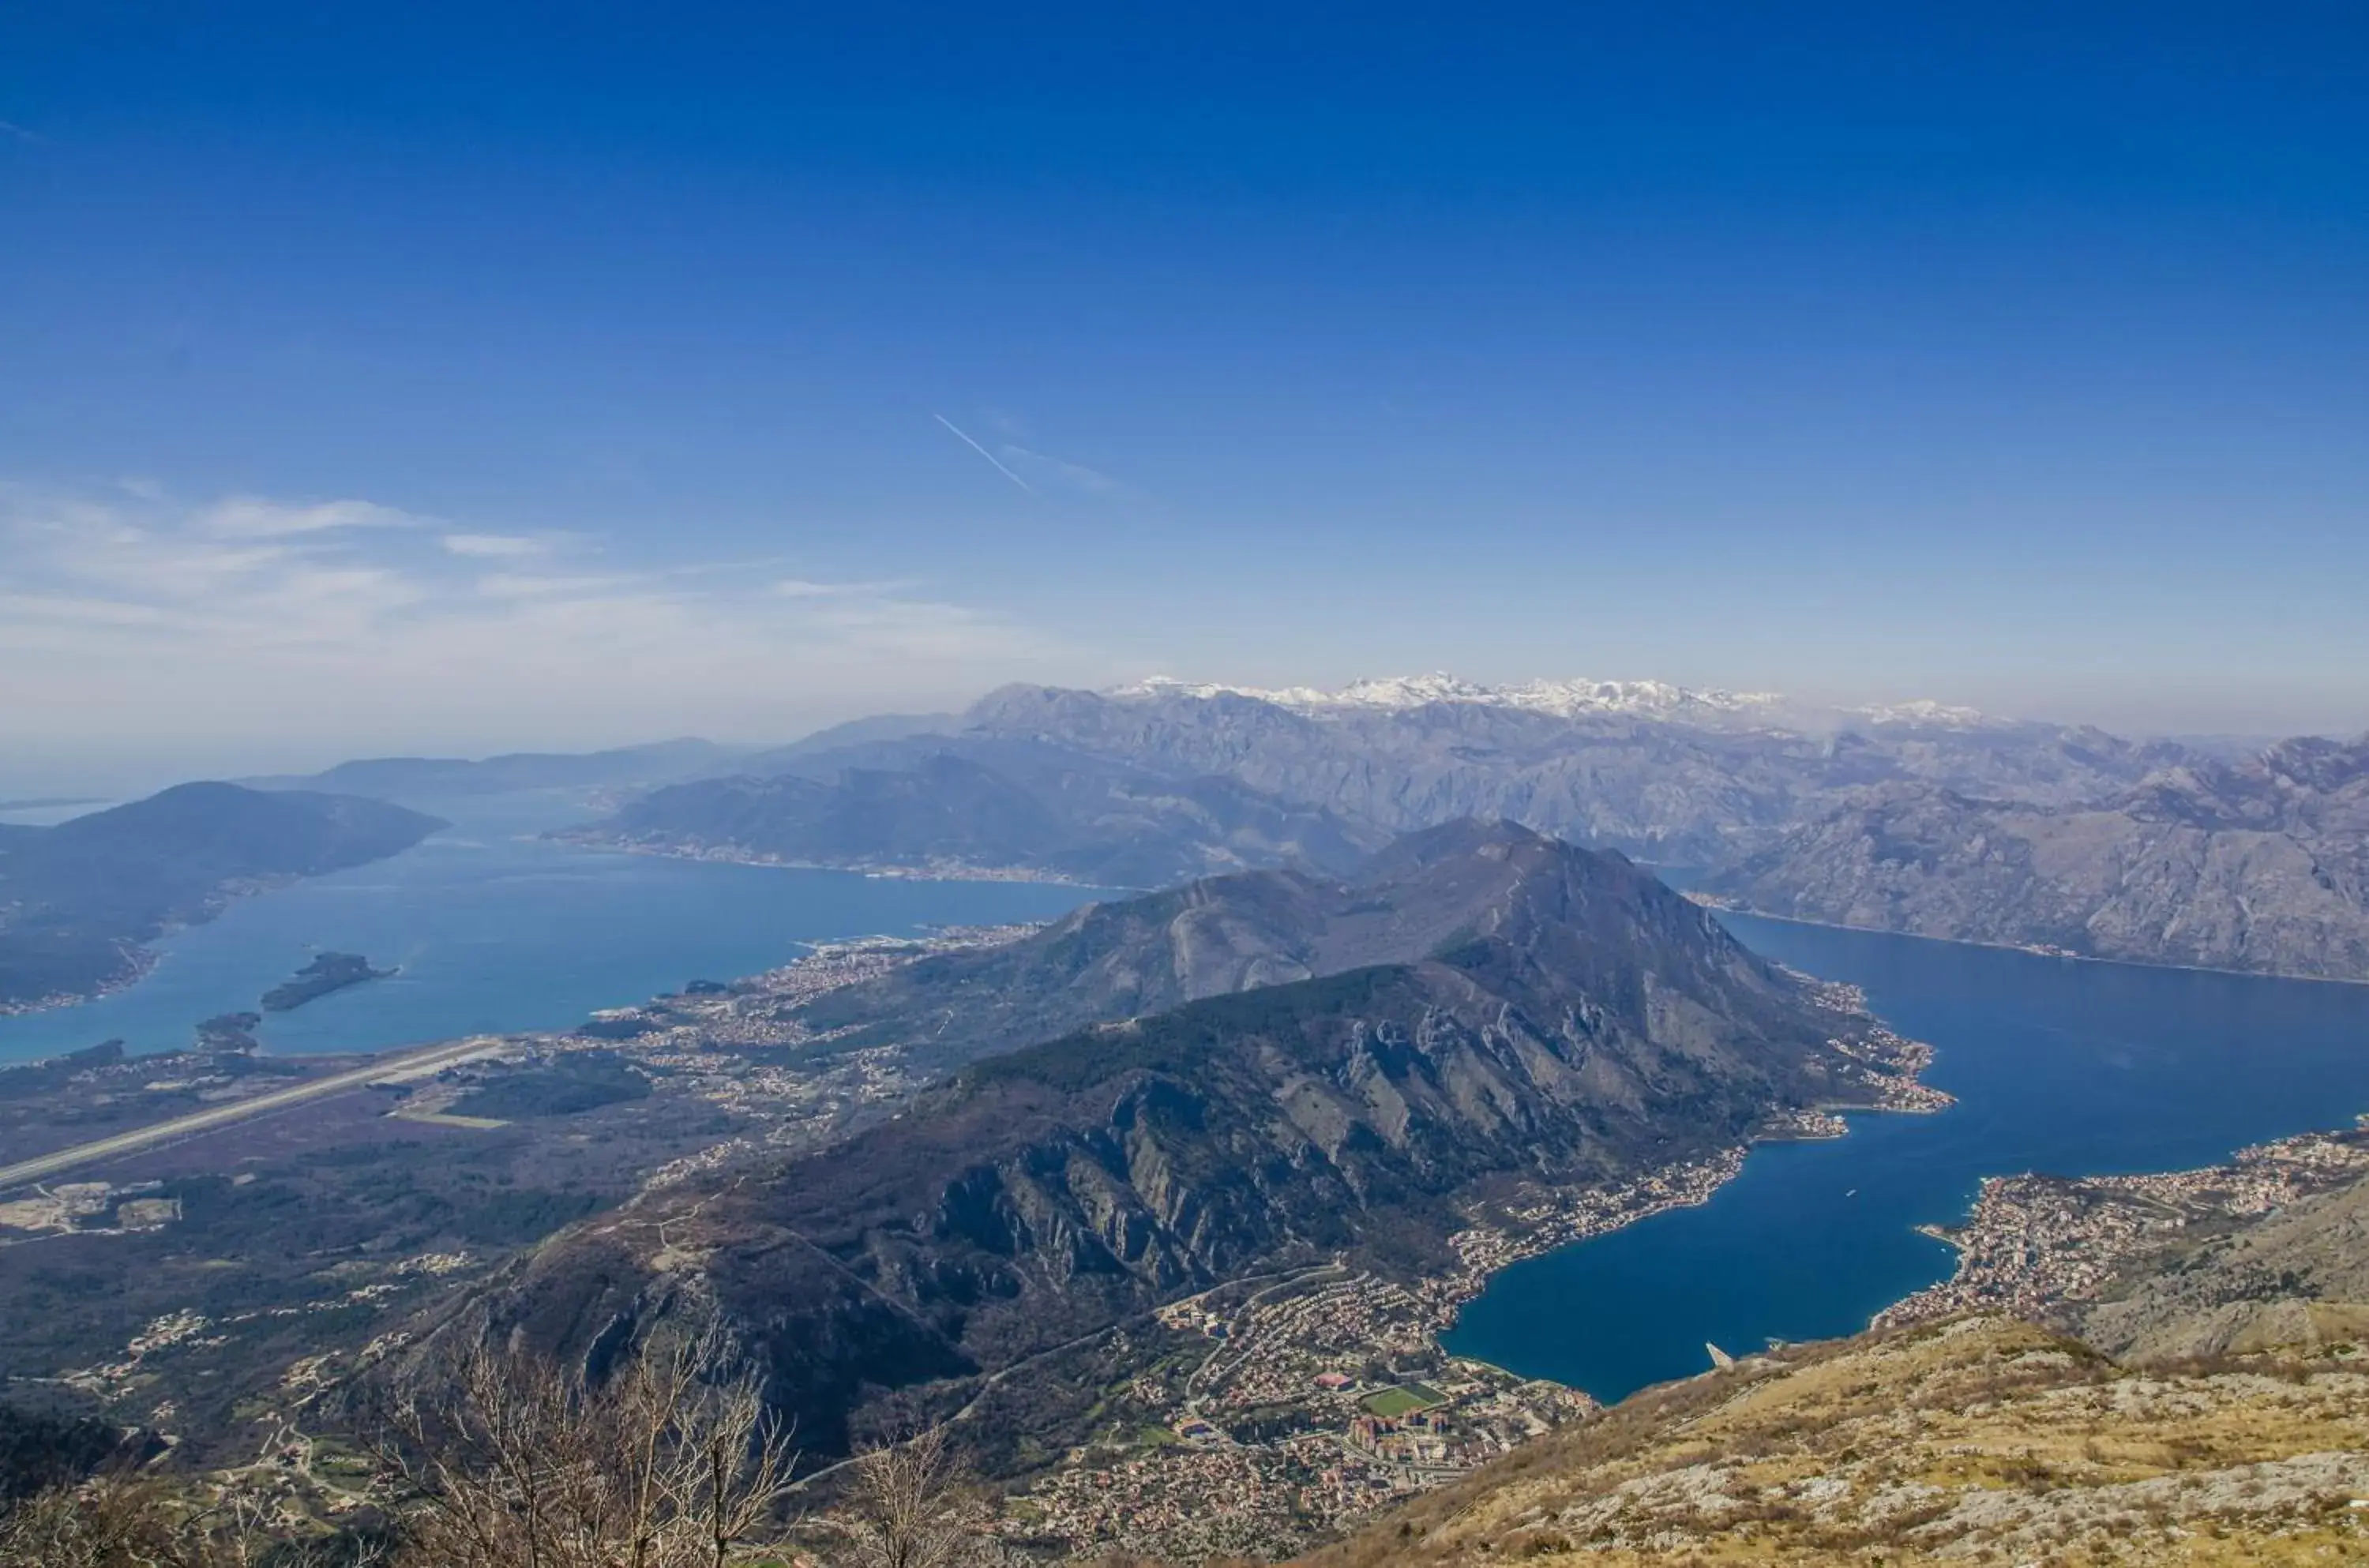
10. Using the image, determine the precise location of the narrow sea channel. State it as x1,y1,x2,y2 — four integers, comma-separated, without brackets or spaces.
1443,913,2369,1402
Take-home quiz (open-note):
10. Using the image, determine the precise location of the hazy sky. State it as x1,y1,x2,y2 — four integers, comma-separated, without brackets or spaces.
4,2,2366,787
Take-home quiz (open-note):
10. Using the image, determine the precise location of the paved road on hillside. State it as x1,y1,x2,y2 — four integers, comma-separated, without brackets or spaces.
0,1037,506,1191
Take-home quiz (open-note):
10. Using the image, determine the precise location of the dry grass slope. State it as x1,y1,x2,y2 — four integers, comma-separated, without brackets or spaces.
1300,1316,2369,1566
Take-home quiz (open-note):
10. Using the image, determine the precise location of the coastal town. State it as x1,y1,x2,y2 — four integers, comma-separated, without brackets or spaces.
968,986,1958,1560
555,830,1093,884
994,1138,1877,1560
378,924,1046,1180
1878,1116,2369,1329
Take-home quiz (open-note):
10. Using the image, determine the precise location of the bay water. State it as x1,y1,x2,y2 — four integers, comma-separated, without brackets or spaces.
1444,913,2369,1402
0,792,1102,1066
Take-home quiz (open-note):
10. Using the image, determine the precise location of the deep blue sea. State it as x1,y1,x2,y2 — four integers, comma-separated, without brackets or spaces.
1444,913,2369,1403
0,792,1102,1066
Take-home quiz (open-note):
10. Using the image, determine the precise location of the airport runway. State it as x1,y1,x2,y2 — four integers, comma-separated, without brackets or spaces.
0,1037,509,1191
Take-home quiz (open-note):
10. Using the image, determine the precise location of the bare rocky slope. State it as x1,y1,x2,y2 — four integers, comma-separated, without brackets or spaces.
2073,1164,2369,1364
425,823,1912,1459
1709,735,2369,979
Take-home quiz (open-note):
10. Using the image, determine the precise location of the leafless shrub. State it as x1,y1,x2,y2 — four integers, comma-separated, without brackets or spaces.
837,1424,987,1568
381,1331,796,1568
0,1475,188,1568
0,1472,373,1568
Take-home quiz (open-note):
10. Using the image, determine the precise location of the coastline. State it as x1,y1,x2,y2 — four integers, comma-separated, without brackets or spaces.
1004,1021,1959,1560
1432,985,1954,1339
7,891,1978,1562
0,871,319,1021
1872,1116,2369,1332
1431,1079,1950,1349
0,943,160,1019
550,834,1112,887
1695,897,2369,990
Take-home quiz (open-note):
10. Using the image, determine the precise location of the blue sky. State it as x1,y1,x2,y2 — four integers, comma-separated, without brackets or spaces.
3,2,2365,782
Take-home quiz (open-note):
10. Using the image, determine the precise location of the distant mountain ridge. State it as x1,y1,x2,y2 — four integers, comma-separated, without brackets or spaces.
0,783,445,1007
243,737,748,801
1708,733,2369,979
545,677,2209,896
226,678,2367,983
952,680,2191,864
560,740,1386,886
437,823,1916,1458
1111,673,1800,725
1111,671,2002,732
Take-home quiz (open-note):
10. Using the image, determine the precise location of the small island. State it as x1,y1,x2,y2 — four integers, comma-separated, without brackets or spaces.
196,1011,263,1051
260,951,395,1012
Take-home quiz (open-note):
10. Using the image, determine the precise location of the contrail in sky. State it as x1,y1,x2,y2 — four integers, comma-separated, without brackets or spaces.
932,413,1034,494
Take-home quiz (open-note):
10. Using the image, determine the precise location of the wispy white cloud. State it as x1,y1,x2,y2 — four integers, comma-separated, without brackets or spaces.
0,482,1084,760
0,120,45,144
198,495,422,538
471,571,639,598
440,531,555,559
771,576,910,598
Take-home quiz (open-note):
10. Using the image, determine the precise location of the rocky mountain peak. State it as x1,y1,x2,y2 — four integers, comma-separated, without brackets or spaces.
442,822,1897,1458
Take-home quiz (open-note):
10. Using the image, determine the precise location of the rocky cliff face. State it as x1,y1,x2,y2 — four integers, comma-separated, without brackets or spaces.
439,825,1900,1457
1709,735,2369,979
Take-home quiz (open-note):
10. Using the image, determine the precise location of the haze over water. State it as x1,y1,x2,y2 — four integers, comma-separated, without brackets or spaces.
0,793,1101,1067
1445,914,2369,1404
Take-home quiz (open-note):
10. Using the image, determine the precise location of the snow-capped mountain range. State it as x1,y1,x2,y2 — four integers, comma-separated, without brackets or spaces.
1109,673,1998,730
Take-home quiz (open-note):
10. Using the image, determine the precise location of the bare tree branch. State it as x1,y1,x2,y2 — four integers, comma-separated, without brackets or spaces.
838,1424,986,1568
